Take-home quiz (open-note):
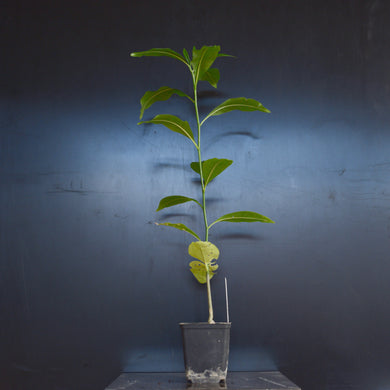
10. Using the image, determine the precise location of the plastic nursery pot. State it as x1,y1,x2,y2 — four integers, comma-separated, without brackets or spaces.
179,322,231,384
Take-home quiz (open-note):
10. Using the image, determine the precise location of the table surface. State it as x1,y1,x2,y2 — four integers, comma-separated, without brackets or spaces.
105,371,301,390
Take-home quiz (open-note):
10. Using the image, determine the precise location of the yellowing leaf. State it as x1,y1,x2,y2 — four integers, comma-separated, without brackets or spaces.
188,241,219,265
189,260,218,284
189,261,207,284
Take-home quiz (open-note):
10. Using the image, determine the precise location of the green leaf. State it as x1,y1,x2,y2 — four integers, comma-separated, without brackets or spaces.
156,195,201,212
209,211,275,228
131,48,187,66
182,48,190,63
139,87,193,120
202,97,271,125
188,241,219,265
138,114,196,146
218,52,236,58
189,260,218,284
191,45,220,84
190,158,233,188
155,222,200,240
200,68,220,88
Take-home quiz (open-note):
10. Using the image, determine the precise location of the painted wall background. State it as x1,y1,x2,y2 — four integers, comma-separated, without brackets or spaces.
1,1,390,389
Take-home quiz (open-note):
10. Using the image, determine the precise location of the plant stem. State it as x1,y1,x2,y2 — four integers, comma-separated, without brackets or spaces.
193,82,209,240
206,271,215,324
192,72,214,324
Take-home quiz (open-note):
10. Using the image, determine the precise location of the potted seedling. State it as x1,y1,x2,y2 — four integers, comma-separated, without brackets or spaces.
131,45,274,384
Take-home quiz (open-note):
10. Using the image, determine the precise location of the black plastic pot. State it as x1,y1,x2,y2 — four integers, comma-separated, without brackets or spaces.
179,322,231,384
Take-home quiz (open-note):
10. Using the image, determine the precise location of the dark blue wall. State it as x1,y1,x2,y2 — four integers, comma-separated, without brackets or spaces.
1,1,390,389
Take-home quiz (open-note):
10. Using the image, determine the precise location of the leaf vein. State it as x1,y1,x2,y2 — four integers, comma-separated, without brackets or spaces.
205,161,222,185
152,50,185,63
156,119,193,140
211,103,260,115
144,87,172,108
195,49,208,83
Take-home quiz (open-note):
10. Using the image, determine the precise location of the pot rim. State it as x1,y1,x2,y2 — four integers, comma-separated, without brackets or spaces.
179,322,231,328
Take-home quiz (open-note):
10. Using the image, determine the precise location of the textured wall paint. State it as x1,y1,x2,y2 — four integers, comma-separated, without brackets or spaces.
1,1,390,389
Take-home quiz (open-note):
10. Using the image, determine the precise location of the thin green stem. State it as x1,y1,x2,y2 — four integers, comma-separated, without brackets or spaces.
192,71,214,324
192,74,209,242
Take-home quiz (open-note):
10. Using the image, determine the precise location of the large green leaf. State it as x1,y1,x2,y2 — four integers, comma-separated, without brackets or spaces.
188,241,220,264
189,260,218,284
138,114,196,146
201,97,270,125
190,158,233,187
156,195,201,212
209,211,275,228
155,222,200,240
200,68,220,88
131,48,188,66
191,46,220,84
139,87,193,120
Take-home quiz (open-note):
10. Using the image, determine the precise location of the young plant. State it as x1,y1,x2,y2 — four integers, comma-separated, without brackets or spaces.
131,45,274,324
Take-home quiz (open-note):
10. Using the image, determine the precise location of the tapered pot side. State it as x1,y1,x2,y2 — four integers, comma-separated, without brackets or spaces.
180,322,231,384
